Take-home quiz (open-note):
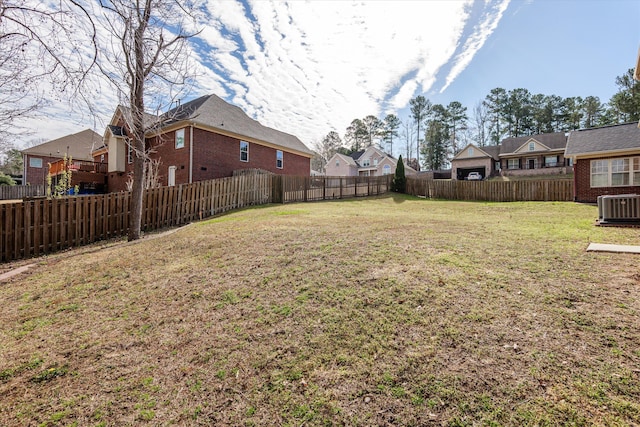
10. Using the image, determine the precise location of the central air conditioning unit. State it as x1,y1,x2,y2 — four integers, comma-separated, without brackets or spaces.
597,194,640,224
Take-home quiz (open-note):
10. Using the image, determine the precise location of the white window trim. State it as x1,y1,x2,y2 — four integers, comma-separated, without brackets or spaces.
240,141,249,162
29,157,43,168
590,157,639,188
507,158,519,170
276,150,283,169
175,128,185,149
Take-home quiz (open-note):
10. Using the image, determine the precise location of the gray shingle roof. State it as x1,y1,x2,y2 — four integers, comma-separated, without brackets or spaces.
162,94,313,156
500,132,567,154
479,145,500,159
22,129,101,161
565,122,640,157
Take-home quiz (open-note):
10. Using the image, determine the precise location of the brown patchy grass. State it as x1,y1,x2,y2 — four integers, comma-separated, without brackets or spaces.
1,194,639,426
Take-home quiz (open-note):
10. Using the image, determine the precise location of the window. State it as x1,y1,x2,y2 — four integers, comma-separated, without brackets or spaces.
29,157,43,168
374,158,379,166
528,142,535,151
240,141,249,162
591,160,609,187
127,143,133,164
100,154,105,163
175,128,185,149
507,159,519,170
545,155,558,167
591,157,640,187
611,159,630,186
495,161,501,170
383,164,391,175
335,160,340,167
276,150,283,169
362,158,370,167
468,147,474,156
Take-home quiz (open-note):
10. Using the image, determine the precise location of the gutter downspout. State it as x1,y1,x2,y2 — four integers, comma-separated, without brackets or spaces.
189,124,194,184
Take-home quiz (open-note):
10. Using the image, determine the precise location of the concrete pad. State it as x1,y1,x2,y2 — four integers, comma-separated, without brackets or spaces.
587,243,640,254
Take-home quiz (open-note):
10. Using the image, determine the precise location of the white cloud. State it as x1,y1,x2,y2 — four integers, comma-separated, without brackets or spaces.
9,0,509,149
440,0,511,92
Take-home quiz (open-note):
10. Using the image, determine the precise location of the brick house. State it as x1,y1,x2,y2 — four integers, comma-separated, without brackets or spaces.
102,94,313,192
324,146,416,177
22,129,102,187
498,132,570,177
565,122,640,203
451,144,500,180
451,133,570,180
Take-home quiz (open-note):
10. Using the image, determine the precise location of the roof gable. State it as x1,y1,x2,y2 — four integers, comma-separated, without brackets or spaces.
22,129,101,161
453,144,497,160
327,152,357,167
160,94,313,157
514,138,550,154
565,122,640,157
500,132,567,155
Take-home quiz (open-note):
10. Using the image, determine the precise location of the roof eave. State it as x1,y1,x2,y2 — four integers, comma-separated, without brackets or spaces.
567,147,640,160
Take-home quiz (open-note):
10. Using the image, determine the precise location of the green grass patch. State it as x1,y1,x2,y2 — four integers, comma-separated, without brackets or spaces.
1,196,638,425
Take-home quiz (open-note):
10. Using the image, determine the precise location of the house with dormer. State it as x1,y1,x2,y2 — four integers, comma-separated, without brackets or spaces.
324,146,417,177
451,132,570,180
498,132,570,176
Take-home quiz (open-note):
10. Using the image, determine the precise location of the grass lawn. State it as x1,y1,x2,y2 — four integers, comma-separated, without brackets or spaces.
1,194,639,426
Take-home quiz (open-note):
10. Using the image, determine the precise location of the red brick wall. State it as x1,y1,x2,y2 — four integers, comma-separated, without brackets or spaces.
574,157,640,203
148,129,192,186
191,128,310,181
105,126,311,192
25,155,60,186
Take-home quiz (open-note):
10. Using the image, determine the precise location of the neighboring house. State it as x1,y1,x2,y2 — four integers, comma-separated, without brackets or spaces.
451,144,500,180
324,146,416,176
498,132,570,177
565,122,640,203
451,133,570,180
22,129,102,187
102,94,314,192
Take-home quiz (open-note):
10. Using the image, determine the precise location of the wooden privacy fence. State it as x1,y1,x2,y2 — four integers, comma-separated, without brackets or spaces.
1,174,273,262
277,175,393,203
0,174,392,262
0,185,46,200
406,177,574,202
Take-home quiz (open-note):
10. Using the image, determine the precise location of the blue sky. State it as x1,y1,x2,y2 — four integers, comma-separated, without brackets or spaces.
16,0,640,156
430,0,640,112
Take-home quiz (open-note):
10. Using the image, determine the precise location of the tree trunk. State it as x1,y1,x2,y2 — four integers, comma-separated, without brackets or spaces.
128,20,148,242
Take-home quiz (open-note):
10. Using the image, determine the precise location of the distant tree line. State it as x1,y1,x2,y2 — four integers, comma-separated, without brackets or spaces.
312,69,640,173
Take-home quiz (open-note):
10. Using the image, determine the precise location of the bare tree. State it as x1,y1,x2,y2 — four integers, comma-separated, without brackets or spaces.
0,1,97,146
97,0,198,241
401,120,415,161
471,102,490,147
313,131,342,173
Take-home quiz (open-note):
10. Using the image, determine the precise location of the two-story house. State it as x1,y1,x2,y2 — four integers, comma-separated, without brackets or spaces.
325,146,416,177
102,94,314,192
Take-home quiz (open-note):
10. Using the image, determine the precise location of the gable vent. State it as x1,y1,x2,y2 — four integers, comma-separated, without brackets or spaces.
598,194,640,224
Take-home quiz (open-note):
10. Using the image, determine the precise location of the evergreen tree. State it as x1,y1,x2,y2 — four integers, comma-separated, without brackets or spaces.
344,119,367,152
410,95,431,168
422,105,449,171
391,154,406,193
381,114,401,154
608,68,640,122
362,115,383,147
